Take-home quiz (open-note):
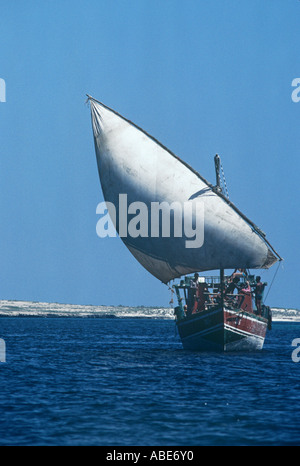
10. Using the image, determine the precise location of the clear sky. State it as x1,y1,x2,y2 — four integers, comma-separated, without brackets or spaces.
0,0,299,308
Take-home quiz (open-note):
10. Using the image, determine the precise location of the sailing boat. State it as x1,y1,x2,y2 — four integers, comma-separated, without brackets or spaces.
87,95,282,351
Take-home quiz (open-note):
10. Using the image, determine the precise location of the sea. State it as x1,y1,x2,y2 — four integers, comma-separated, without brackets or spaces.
0,300,300,447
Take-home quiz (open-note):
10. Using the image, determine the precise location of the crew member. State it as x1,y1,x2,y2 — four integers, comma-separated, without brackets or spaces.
253,276,266,315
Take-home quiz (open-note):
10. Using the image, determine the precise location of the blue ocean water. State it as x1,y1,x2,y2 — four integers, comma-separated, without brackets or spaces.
0,305,300,446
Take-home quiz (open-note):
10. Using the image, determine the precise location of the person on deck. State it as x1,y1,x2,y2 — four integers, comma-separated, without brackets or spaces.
189,273,200,314
231,268,248,279
253,276,266,316
224,277,241,307
225,277,240,295
191,273,199,288
240,281,251,292
238,281,252,310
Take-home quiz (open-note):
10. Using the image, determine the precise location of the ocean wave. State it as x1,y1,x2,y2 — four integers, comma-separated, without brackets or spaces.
0,300,299,321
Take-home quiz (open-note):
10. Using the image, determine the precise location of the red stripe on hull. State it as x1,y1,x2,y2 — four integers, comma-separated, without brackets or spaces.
224,309,267,338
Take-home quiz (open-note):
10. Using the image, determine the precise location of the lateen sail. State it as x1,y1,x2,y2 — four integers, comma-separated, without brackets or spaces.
88,96,281,283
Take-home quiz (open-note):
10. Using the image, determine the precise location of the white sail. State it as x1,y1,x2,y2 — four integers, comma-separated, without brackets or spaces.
88,96,281,283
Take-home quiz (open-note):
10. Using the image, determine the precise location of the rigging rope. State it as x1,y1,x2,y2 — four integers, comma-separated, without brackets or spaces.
264,260,282,302
220,161,229,199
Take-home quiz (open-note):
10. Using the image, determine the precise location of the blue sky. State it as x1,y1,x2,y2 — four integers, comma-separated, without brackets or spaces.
0,0,299,308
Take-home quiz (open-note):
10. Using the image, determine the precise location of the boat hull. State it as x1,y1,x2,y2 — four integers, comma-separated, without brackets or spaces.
176,307,267,352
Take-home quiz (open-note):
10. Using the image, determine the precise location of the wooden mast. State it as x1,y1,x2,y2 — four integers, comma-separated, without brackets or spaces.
214,154,224,305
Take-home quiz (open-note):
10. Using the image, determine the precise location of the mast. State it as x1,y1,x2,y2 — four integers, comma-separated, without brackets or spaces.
215,154,225,305
214,154,221,193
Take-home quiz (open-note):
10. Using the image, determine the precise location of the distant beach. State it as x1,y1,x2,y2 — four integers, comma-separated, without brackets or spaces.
0,300,298,321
